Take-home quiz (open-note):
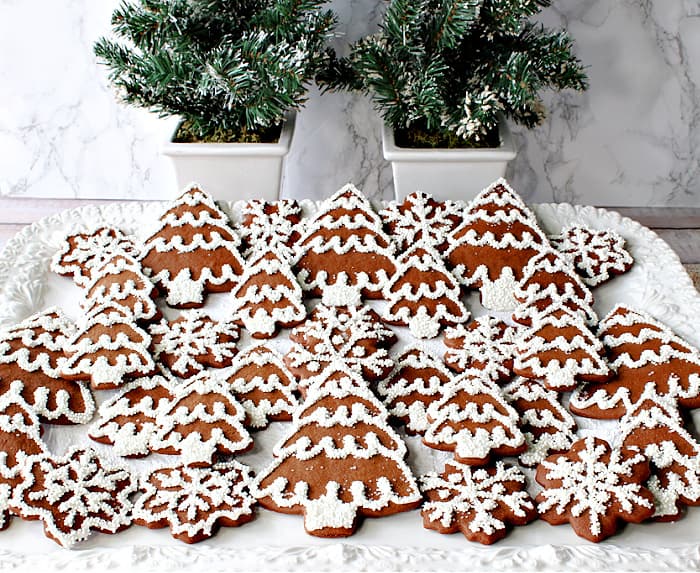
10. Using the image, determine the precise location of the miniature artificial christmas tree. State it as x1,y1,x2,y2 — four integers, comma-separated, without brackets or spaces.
293,185,397,305
446,180,549,310
255,367,421,537
382,243,470,339
324,0,586,147
570,304,700,419
95,0,335,142
140,186,245,308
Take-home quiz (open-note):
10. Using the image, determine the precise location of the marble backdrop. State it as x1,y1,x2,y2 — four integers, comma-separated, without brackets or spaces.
0,0,698,206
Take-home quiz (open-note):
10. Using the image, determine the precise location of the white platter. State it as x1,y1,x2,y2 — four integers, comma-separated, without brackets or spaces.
0,200,699,572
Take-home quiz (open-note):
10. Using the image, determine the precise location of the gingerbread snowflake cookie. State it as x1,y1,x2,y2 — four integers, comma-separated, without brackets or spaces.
535,436,655,542
380,191,462,253
149,311,240,378
11,447,136,548
443,316,518,382
293,184,396,305
140,185,245,308
225,345,298,429
51,227,141,287
446,178,549,310
133,461,256,544
376,346,452,435
382,243,470,339
255,368,421,537
285,303,396,384
0,307,95,424
420,460,537,544
551,225,633,286
238,198,302,262
619,384,700,521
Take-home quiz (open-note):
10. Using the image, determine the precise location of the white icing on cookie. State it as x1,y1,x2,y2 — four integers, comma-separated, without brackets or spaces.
254,367,421,536
423,370,525,464
230,250,306,338
376,346,452,435
10,447,136,548
62,309,156,390
140,185,245,307
420,460,535,539
382,244,469,339
238,198,301,263
133,461,256,543
293,184,396,301
226,345,299,429
149,310,239,378
152,372,253,467
551,225,633,287
502,377,576,468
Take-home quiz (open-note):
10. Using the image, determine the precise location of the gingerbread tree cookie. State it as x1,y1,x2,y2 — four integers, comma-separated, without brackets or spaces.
238,198,302,262
443,316,518,383
89,372,174,458
379,191,462,253
0,380,46,485
0,307,95,424
152,372,253,467
513,308,611,392
149,310,240,378
512,249,597,327
226,345,298,429
82,254,160,322
423,370,526,465
420,460,537,544
619,384,700,521
229,250,306,339
293,184,396,305
11,447,136,548
381,244,470,339
551,225,633,286
62,309,156,390
285,304,395,385
140,185,245,308
255,368,421,537
446,178,549,310
376,346,452,435
133,461,256,544
570,304,700,419
503,377,576,468
535,436,655,542
51,226,140,287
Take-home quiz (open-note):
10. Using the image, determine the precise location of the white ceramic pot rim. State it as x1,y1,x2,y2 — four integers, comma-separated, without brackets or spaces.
382,117,516,163
162,113,295,157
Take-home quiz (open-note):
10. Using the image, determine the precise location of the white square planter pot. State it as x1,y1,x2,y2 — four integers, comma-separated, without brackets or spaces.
382,119,516,201
162,114,295,201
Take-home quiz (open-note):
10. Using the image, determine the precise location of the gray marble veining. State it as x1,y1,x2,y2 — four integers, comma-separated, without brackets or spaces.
0,0,698,205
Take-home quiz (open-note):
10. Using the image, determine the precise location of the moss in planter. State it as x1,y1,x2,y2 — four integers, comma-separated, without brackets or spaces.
395,125,501,149
173,120,283,144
